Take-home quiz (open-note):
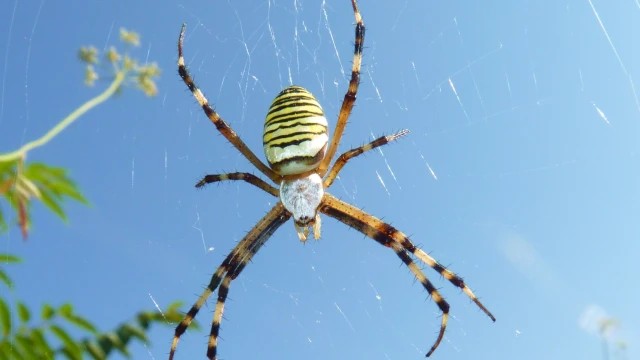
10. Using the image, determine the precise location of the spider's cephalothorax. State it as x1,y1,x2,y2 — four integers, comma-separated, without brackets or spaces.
264,85,328,241
171,1,495,359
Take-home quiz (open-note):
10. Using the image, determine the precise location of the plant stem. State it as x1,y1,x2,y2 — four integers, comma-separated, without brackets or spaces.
0,70,127,162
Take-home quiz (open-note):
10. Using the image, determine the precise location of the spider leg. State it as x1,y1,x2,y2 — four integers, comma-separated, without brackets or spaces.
169,203,290,360
317,0,364,176
206,219,278,359
196,172,278,197
319,193,495,356
388,240,449,357
178,25,280,183
323,129,409,188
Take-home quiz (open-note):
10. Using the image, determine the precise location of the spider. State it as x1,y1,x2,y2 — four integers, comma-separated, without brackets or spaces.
170,1,495,359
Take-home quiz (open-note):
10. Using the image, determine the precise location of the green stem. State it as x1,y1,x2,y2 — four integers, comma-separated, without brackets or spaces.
0,70,127,162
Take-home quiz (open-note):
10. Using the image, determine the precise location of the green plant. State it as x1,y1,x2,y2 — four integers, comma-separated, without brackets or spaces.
0,27,183,360
0,253,193,359
0,28,160,238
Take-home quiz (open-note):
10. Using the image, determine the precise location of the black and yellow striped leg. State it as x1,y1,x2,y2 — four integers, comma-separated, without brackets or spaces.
319,193,495,357
169,203,290,360
388,241,449,357
318,0,365,176
177,25,280,183
397,239,496,326
196,172,279,197
323,129,409,188
206,205,289,359
207,276,230,360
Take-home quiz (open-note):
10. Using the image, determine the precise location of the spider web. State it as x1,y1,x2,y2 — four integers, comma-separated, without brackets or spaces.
1,1,639,359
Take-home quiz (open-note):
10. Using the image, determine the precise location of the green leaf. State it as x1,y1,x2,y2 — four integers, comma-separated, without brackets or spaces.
41,303,55,321
15,333,39,358
12,334,31,359
99,331,127,356
50,324,82,356
50,324,72,343
118,323,147,343
0,344,18,360
0,270,13,288
0,253,21,264
32,328,53,356
65,314,98,334
0,210,6,233
60,345,83,360
58,303,98,334
47,176,86,202
83,339,106,360
16,163,88,228
0,159,16,172
39,189,66,221
59,303,73,317
17,302,30,323
0,298,11,336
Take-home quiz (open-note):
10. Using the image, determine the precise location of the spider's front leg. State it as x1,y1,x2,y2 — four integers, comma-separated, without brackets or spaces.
195,172,278,197
178,25,279,183
323,129,409,188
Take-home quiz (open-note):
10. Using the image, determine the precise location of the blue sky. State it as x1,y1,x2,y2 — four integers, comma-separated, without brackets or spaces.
1,0,639,359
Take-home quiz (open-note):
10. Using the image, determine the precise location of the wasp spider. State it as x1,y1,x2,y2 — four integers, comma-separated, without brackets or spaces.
171,1,495,358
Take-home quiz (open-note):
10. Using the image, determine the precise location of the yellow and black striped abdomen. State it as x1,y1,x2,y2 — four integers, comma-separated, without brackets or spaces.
263,86,329,176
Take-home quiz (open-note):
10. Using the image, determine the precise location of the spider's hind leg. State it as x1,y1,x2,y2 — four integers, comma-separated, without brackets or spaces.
169,204,290,360
319,193,495,357
389,241,450,357
411,247,496,322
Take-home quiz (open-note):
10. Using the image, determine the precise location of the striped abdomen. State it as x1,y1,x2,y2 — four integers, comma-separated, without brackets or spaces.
263,86,329,176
